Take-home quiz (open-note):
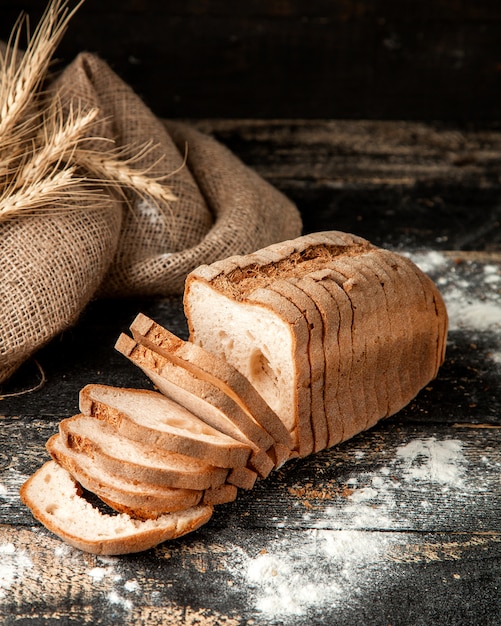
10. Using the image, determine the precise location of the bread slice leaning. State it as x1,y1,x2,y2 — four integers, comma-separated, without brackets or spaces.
129,313,292,452
20,461,213,555
114,335,275,478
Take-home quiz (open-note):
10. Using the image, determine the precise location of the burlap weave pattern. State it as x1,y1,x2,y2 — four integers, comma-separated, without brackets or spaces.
0,52,302,384
0,203,123,383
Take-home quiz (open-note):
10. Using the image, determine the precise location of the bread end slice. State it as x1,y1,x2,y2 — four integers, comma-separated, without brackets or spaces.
20,461,213,555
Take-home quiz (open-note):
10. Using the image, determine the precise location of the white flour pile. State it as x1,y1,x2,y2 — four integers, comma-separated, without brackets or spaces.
241,528,393,617
396,438,465,485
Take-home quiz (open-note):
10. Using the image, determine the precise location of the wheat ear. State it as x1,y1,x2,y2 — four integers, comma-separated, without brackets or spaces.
0,167,101,222
77,150,179,204
16,105,99,189
0,0,84,142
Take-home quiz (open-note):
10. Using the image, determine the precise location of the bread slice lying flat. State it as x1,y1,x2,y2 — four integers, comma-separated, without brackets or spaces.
79,384,251,469
20,461,213,555
59,414,229,490
184,231,448,456
47,434,204,519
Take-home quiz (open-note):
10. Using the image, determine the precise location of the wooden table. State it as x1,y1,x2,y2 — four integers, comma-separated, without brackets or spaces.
1,120,500,625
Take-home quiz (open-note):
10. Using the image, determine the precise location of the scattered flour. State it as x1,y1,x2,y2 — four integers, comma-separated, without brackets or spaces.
85,563,139,610
88,566,115,583
124,579,140,593
348,487,379,502
235,529,393,618
0,469,30,507
408,250,448,274
0,543,33,600
396,438,465,486
108,590,133,611
226,435,470,619
489,351,501,365
444,295,501,332
407,250,501,333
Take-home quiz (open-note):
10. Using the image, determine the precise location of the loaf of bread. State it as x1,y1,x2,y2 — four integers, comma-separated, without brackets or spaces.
184,231,447,457
20,230,448,553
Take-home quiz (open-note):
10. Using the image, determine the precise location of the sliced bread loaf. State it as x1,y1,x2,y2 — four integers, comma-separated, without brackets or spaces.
184,231,448,454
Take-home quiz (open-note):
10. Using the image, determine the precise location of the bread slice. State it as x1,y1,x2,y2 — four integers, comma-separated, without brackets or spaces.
59,414,228,490
226,465,258,490
47,434,203,519
245,285,314,457
115,335,274,477
202,484,238,505
129,313,292,451
288,273,342,448
20,461,213,555
79,384,251,469
267,279,328,453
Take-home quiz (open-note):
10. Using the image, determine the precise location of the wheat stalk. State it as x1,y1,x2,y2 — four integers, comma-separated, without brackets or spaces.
0,0,84,142
0,0,179,224
16,105,99,189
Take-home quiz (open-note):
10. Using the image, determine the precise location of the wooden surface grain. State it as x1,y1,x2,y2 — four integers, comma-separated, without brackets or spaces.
1,120,501,625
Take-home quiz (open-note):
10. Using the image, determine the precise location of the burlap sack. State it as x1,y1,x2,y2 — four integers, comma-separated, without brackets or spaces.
0,52,302,384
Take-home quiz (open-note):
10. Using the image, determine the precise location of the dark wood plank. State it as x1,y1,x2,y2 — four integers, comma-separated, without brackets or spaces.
0,522,499,625
191,119,501,251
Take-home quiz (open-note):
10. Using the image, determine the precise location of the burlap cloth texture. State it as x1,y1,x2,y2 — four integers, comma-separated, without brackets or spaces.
0,52,302,384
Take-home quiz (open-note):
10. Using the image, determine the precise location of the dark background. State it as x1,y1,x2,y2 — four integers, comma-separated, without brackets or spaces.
2,0,500,121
